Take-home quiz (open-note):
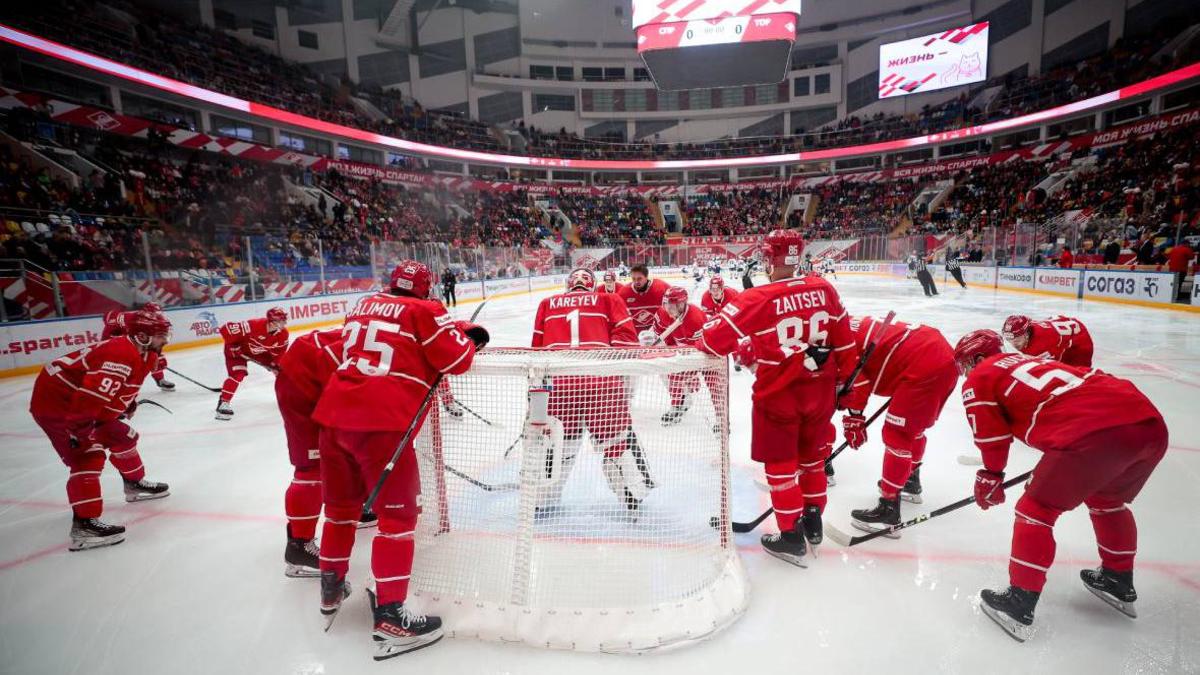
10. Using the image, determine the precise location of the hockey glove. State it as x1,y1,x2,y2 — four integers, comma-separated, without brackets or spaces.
457,321,490,348
974,470,1006,510
842,412,867,449
122,399,138,420
638,330,659,347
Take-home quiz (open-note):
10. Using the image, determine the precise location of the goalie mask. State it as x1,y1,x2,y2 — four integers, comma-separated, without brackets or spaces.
567,268,596,292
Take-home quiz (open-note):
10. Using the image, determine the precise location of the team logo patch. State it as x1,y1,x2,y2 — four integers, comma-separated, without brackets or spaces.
722,304,739,317
885,413,907,427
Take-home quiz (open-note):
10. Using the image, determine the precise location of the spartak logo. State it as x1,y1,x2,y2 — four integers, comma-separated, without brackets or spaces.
86,110,121,131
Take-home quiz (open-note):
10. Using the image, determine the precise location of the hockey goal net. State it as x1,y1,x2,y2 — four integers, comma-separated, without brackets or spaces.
409,347,747,652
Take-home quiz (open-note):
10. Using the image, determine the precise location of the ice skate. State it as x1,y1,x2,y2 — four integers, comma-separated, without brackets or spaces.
285,536,320,578
320,571,352,631
369,589,444,660
762,524,807,568
68,517,126,551
980,586,1038,642
851,496,901,539
215,400,234,421
1080,567,1137,618
155,378,176,391
123,478,169,502
900,464,923,504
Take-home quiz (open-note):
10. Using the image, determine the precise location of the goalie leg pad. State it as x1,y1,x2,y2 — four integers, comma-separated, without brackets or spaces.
602,451,653,511
537,432,579,510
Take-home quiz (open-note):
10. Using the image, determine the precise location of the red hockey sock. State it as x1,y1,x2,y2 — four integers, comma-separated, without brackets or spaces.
108,446,146,482
318,505,360,578
220,376,242,403
879,445,913,499
910,434,927,465
1009,494,1062,593
67,450,106,519
798,458,828,513
1087,499,1137,573
764,460,803,531
285,467,322,541
373,516,416,606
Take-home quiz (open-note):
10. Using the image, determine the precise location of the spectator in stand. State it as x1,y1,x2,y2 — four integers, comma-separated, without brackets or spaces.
1104,238,1122,264
1166,240,1195,300
1058,246,1074,269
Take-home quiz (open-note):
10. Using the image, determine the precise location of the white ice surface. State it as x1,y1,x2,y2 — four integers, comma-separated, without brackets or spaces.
1,274,1198,674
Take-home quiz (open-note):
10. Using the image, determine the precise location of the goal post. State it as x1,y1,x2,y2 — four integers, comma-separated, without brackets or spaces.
410,347,748,653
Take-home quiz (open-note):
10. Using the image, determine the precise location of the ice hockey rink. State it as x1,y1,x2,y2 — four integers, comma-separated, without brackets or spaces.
1,272,1198,675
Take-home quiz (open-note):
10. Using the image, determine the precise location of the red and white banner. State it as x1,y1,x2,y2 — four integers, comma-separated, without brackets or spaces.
631,0,801,30
569,248,616,269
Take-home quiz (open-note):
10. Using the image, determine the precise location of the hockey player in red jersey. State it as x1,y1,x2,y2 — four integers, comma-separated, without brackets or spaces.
597,270,626,294
215,307,289,420
274,327,356,578
102,305,175,390
954,330,1167,641
837,316,958,534
700,275,740,317
29,307,173,551
531,269,653,516
312,260,486,659
1002,314,1094,367
645,286,720,428
699,229,859,566
616,263,671,332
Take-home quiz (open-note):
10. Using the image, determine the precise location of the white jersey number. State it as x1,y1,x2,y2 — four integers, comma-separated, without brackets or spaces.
341,320,399,376
1011,361,1084,397
775,311,830,357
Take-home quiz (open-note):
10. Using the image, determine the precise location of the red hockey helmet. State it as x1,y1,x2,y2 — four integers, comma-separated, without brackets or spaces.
763,229,805,268
390,260,433,298
126,308,172,349
709,275,725,294
733,338,756,369
602,270,616,283
663,286,689,318
266,307,287,324
1001,315,1032,346
103,309,122,328
567,268,596,292
954,329,1004,375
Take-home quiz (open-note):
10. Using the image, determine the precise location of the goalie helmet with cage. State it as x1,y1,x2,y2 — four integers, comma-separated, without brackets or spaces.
566,268,596,292
266,306,287,325
954,329,1004,375
663,286,689,318
763,229,805,268
390,260,433,298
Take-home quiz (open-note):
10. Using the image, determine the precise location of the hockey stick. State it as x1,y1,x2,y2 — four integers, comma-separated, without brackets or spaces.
824,469,1034,547
364,374,443,513
724,403,890,533
450,399,494,426
136,399,174,414
957,455,984,466
366,300,492,512
444,463,519,492
165,367,221,392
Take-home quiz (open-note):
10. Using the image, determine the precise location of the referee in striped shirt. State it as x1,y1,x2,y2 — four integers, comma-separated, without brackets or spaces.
946,252,967,288
914,254,938,297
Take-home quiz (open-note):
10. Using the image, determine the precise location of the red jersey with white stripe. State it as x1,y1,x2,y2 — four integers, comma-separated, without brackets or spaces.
1019,316,1094,367
221,317,289,367
698,276,858,397
314,293,476,431
616,278,671,331
962,353,1161,472
531,290,637,349
277,328,344,404
651,304,706,347
840,316,954,411
29,337,153,426
700,286,740,317
598,281,627,295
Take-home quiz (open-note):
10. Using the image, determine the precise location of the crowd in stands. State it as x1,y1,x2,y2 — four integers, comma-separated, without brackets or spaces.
2,2,1195,163
552,194,662,246
804,179,921,239
681,188,781,237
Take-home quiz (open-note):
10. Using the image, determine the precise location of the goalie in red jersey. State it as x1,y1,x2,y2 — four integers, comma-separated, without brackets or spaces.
215,307,289,420
597,270,626,295
102,304,175,390
29,307,173,551
698,229,859,567
311,260,486,659
954,330,1166,642
1002,314,1094,368
836,316,958,534
531,268,652,517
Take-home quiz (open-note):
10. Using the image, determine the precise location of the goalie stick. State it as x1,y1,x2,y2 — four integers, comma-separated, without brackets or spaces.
824,469,1033,547
165,367,221,392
